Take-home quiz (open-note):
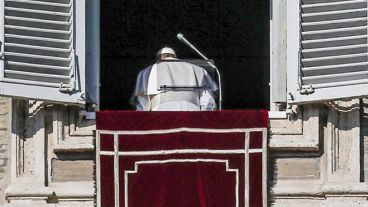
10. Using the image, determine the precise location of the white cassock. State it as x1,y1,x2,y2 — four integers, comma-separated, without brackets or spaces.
132,59,218,111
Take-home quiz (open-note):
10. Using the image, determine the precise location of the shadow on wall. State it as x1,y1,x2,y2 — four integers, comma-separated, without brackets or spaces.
360,99,368,182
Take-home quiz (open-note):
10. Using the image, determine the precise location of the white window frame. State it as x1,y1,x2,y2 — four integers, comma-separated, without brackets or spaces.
270,0,287,111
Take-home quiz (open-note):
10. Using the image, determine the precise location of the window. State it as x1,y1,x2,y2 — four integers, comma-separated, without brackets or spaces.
101,0,270,110
286,0,368,104
0,0,98,105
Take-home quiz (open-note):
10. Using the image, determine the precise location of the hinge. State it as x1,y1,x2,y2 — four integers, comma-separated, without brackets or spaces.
297,51,315,95
0,41,4,59
59,49,76,93
299,84,315,95
59,82,75,93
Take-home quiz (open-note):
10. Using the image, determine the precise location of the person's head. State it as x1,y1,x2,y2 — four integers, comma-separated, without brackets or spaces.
156,47,176,62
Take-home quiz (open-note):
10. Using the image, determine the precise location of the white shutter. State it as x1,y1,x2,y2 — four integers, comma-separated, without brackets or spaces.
0,0,86,104
287,0,368,104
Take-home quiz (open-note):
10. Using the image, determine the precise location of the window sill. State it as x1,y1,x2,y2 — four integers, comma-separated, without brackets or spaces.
268,111,288,119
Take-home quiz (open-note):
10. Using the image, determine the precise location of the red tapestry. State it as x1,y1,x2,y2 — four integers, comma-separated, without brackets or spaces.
97,110,268,207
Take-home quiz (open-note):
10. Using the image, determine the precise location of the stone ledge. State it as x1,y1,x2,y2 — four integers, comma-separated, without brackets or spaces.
4,182,94,206
269,105,320,152
53,144,94,153
51,182,94,199
272,180,368,198
5,184,53,199
322,183,368,196
272,180,323,197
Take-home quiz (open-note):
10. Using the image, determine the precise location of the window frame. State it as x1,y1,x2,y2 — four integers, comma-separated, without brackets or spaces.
270,0,288,111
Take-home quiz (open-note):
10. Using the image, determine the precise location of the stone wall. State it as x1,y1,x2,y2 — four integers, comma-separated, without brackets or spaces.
3,100,94,207
0,97,365,206
269,100,368,206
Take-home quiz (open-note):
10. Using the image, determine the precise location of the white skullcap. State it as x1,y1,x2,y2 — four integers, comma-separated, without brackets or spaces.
156,47,176,57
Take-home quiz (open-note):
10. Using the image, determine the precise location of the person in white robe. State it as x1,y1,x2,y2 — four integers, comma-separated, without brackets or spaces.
131,47,218,111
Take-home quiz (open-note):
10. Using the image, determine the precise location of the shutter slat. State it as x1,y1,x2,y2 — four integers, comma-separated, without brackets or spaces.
302,19,366,32
303,56,367,69
302,34,366,44
302,0,366,8
5,34,71,48
302,17,366,27
303,61,368,72
34,0,71,4
303,37,366,50
6,0,71,12
6,52,71,61
6,62,70,76
303,63,368,77
2,78,61,88
5,25,71,35
303,47,367,59
302,25,367,35
302,8,367,17
5,34,71,44
7,0,71,6
5,43,71,56
5,6,71,16
5,70,70,83
6,52,71,67
6,61,71,71
5,7,70,22
5,16,71,30
308,79,368,89
303,70,368,85
302,9,366,23
303,53,368,62
302,2,366,14
302,43,367,53
5,26,71,40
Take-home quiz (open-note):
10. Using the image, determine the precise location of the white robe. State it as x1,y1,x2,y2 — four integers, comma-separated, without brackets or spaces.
132,59,218,111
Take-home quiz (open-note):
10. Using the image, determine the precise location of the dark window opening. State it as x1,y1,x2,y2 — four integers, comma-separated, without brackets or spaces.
101,0,270,110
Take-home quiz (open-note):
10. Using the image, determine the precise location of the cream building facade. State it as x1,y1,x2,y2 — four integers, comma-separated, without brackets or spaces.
0,0,367,206
0,96,365,207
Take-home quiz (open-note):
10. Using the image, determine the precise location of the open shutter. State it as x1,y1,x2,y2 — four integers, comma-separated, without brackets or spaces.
287,0,368,104
0,0,86,104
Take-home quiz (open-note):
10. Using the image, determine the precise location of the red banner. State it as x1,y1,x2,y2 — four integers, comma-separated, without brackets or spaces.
97,110,268,207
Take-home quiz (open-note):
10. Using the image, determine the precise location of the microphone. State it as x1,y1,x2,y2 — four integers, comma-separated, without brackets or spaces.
176,33,223,110
176,33,200,56
176,33,209,61
176,33,184,40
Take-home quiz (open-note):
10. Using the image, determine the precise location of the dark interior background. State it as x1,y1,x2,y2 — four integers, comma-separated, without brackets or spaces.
101,0,269,110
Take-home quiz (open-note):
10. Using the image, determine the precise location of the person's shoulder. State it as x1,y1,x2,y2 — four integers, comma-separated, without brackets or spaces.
158,59,208,73
158,59,188,67
160,59,196,67
187,62,206,72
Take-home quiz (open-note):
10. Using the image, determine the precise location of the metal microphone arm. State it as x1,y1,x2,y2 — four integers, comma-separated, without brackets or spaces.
176,33,223,110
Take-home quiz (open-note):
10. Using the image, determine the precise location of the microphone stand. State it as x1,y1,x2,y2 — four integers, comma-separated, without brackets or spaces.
176,33,223,110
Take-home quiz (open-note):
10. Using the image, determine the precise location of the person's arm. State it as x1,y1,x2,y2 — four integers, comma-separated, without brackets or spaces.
200,90,217,111
136,96,151,111
199,67,218,110
131,65,153,110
